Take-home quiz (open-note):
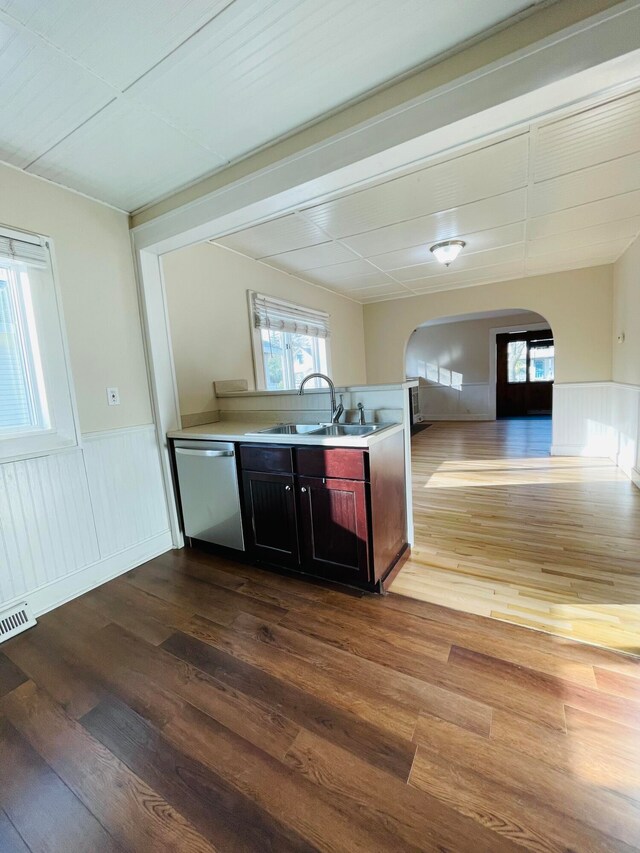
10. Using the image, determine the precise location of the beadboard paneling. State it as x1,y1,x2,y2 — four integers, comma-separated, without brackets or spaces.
418,383,490,421
610,383,640,478
0,424,171,616
0,449,100,604
82,425,169,557
552,382,640,484
552,383,614,457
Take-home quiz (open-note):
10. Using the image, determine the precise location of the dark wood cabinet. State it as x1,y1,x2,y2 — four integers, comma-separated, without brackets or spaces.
241,470,299,568
239,432,408,592
297,476,370,584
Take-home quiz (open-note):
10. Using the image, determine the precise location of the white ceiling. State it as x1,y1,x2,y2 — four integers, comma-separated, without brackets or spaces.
0,0,549,212
214,89,640,302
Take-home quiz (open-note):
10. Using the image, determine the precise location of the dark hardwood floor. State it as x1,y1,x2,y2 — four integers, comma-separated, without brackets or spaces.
2,549,640,851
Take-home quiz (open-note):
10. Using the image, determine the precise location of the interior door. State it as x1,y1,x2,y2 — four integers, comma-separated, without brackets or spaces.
496,329,554,418
297,476,370,584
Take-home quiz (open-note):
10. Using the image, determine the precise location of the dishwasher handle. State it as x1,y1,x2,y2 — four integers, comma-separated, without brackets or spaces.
175,448,235,458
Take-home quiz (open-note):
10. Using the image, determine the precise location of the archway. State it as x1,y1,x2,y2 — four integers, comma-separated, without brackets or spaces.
404,307,554,431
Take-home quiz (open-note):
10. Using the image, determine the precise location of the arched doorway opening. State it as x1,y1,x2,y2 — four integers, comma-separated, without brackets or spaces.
404,308,554,432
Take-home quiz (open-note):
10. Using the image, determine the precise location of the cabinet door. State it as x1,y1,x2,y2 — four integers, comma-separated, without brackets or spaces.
242,471,299,567
298,476,370,584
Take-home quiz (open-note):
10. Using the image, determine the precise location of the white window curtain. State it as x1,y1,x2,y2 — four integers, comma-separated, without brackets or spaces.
252,292,330,339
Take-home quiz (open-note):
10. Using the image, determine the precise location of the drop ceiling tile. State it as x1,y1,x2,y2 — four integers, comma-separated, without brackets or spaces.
526,239,629,273
372,222,526,271
530,151,640,217
216,214,329,258
528,192,640,240
348,282,413,299
302,135,528,237
27,98,222,211
410,260,525,294
308,270,393,290
527,218,640,258
392,243,525,281
534,91,640,182
341,190,527,257
263,241,360,273
0,0,235,89
0,19,115,168
305,258,384,283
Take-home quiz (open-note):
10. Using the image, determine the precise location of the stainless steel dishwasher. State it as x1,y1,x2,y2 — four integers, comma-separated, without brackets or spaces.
174,440,245,551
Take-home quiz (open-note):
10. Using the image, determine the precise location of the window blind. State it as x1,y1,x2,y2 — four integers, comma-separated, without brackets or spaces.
252,292,330,339
0,278,32,430
0,234,49,269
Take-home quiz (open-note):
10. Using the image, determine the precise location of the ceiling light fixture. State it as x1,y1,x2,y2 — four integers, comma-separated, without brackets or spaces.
430,240,466,266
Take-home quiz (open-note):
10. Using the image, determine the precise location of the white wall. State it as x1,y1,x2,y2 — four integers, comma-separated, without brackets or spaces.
364,266,613,385
0,165,171,620
609,234,640,485
406,311,546,420
162,242,367,419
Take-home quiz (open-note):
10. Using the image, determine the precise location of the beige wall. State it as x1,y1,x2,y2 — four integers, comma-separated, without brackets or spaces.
613,234,640,387
364,266,613,385
162,242,366,417
406,311,546,383
0,164,151,432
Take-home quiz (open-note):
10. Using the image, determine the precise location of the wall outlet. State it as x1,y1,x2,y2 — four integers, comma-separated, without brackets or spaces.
106,387,120,406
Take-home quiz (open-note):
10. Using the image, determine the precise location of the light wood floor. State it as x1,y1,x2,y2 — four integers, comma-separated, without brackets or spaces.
391,418,640,654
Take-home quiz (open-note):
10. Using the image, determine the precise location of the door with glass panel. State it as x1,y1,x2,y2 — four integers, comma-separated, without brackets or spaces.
496,330,554,417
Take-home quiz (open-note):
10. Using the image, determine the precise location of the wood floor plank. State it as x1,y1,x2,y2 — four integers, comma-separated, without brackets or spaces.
0,681,217,853
180,612,421,741
3,546,640,851
164,700,454,853
161,627,416,781
0,652,28,699
392,418,640,654
0,716,119,852
0,809,30,853
412,712,640,849
283,728,517,852
82,694,314,852
410,743,637,853
3,629,105,719
450,644,640,730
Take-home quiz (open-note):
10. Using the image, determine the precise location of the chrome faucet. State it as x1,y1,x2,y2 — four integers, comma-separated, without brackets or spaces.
298,373,343,423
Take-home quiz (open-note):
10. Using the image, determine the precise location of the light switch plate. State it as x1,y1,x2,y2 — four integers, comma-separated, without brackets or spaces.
106,387,120,406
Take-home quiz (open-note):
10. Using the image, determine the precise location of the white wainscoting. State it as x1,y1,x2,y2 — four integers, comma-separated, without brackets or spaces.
418,382,491,421
83,426,169,557
0,424,171,619
552,382,640,487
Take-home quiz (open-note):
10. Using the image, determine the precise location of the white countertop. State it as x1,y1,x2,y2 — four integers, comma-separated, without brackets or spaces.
167,420,404,448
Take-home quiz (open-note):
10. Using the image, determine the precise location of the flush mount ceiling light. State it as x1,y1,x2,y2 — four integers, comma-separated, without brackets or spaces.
430,240,466,266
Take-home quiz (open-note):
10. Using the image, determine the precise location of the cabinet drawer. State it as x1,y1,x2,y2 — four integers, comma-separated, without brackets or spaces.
296,447,367,481
240,444,293,474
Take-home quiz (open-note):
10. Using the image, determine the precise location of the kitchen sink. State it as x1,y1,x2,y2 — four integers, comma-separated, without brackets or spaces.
314,423,394,437
246,423,324,435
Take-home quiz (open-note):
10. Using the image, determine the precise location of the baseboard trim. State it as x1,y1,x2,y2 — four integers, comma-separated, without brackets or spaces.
631,468,640,490
14,530,173,619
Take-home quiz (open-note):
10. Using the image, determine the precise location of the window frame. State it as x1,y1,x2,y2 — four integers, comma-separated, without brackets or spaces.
248,291,332,392
0,226,80,462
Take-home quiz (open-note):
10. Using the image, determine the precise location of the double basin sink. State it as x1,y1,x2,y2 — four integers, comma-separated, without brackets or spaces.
247,422,392,438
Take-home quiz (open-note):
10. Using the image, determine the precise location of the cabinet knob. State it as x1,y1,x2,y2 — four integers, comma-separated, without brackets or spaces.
285,485,292,491
300,486,307,493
